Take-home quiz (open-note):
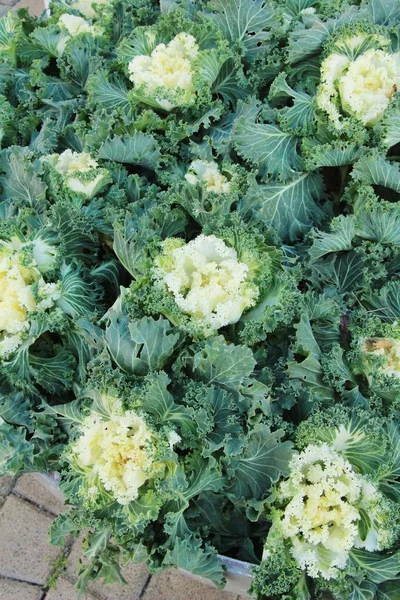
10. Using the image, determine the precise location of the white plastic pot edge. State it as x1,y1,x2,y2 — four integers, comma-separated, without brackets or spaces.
39,473,253,596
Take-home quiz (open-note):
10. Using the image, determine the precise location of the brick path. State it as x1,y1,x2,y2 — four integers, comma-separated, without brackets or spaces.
0,474,245,599
0,0,44,17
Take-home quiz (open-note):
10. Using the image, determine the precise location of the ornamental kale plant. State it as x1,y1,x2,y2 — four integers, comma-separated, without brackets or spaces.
0,0,400,598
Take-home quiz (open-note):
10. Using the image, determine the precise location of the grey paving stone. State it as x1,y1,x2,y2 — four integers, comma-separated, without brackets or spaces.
0,579,42,599
13,474,65,516
0,476,14,498
0,0,18,7
142,570,239,600
12,0,44,15
46,577,96,600
0,6,9,18
67,534,149,600
0,496,61,585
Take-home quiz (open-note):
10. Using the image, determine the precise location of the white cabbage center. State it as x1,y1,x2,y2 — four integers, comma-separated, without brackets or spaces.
52,149,106,198
318,47,400,127
185,160,231,193
75,411,155,505
59,14,97,36
128,33,199,110
156,235,259,329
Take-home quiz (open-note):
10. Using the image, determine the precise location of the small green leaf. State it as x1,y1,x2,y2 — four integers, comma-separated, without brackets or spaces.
163,536,225,587
142,372,196,437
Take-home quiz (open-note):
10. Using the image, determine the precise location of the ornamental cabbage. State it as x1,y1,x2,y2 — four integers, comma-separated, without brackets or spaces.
68,399,176,505
59,14,100,36
268,443,397,580
154,235,259,331
47,150,110,199
128,33,199,111
317,35,400,128
0,241,59,357
360,336,400,379
185,161,231,194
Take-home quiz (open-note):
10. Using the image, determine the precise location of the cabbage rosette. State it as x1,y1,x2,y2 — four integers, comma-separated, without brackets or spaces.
118,24,232,113
0,238,60,357
64,394,179,509
46,150,111,199
257,408,400,597
317,31,400,128
149,231,282,337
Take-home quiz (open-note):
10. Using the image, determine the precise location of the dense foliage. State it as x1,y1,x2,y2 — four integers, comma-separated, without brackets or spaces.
0,0,399,598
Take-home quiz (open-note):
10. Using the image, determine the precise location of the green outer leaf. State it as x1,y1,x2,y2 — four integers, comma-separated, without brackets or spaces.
98,133,160,169
193,336,256,392
128,317,180,373
87,72,131,112
250,171,323,241
226,424,294,501
105,311,179,376
349,549,400,584
377,580,400,600
309,216,355,261
2,151,47,214
29,349,75,394
356,205,400,246
105,310,140,374
269,73,315,135
112,216,147,278
378,420,400,502
56,263,100,318
211,58,248,105
31,28,69,58
363,282,400,322
0,388,32,430
42,398,88,426
233,116,302,181
312,251,365,295
288,354,335,402
352,154,400,192
303,141,365,170
0,423,34,475
207,0,277,63
348,580,377,600
379,98,400,149
367,0,400,25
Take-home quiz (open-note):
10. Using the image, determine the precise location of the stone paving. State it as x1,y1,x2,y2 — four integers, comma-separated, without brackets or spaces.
0,474,246,599
0,0,44,17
